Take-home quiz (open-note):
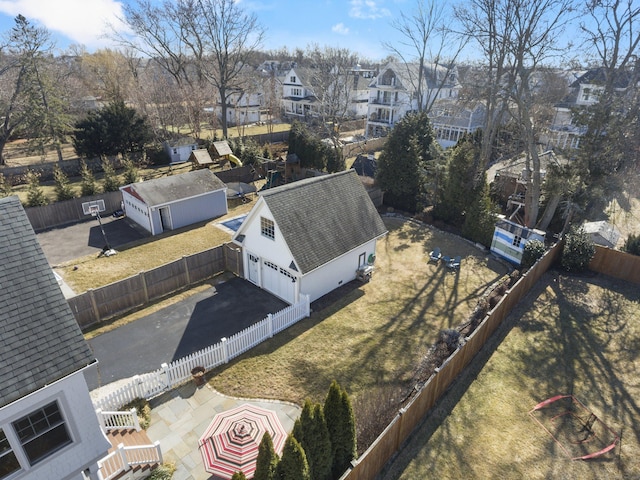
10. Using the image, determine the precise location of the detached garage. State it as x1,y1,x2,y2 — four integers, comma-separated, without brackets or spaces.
232,170,387,304
121,169,228,235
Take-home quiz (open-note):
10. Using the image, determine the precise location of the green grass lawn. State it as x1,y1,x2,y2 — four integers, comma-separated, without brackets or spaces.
383,272,640,479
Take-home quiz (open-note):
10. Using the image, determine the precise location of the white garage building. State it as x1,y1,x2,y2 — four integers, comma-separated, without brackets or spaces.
232,170,387,304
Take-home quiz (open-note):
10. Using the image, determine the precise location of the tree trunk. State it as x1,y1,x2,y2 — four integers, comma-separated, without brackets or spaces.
219,87,228,139
537,193,561,231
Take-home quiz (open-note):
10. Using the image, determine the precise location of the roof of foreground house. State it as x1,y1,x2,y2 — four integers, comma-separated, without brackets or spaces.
257,170,387,274
121,169,226,207
0,196,95,408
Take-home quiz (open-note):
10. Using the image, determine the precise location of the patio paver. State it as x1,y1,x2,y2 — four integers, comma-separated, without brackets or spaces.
146,381,301,480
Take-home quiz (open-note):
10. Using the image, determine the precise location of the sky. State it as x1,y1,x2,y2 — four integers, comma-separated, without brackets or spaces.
0,0,442,61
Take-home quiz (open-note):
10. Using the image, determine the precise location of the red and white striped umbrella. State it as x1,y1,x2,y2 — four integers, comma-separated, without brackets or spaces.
198,403,287,479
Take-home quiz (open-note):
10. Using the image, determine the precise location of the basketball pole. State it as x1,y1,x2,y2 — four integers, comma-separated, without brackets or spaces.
95,211,112,251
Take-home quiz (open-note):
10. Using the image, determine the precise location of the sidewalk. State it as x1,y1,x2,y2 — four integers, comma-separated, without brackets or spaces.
145,381,301,480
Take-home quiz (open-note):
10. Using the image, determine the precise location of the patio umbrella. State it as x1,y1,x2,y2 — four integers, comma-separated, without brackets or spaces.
199,403,287,479
225,182,257,199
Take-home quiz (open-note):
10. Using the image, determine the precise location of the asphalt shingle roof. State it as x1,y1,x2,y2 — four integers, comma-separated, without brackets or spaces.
0,196,94,408
260,170,387,274
123,169,226,207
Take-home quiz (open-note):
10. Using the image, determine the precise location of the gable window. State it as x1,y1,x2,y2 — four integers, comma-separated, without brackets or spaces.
13,402,71,465
0,429,20,479
290,76,296,83
261,217,275,240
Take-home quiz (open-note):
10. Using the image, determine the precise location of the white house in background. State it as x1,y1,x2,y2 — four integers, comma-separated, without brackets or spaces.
429,99,486,148
0,196,111,480
232,170,388,304
163,137,199,164
583,221,621,248
120,169,228,235
490,216,546,265
366,62,460,138
281,67,319,118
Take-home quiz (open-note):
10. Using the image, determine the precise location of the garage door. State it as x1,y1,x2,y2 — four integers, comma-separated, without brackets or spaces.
262,260,297,304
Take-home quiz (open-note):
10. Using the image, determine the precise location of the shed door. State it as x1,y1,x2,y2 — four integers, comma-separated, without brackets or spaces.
247,253,259,284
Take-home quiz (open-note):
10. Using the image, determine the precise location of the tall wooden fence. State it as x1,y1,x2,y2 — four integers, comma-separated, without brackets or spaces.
589,245,640,284
69,244,235,330
26,191,123,232
341,241,565,480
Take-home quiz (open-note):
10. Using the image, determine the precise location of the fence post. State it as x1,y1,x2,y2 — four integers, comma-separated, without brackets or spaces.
268,314,274,338
221,337,229,363
182,256,191,286
95,409,106,433
154,440,163,464
88,289,101,325
139,271,149,304
130,408,141,431
161,363,171,390
303,293,310,317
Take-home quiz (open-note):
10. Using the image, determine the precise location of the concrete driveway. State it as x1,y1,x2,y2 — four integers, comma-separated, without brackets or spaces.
37,215,148,266
84,277,287,391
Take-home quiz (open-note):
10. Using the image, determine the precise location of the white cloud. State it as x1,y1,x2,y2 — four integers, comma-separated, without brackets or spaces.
332,22,349,35
349,0,391,20
0,0,127,49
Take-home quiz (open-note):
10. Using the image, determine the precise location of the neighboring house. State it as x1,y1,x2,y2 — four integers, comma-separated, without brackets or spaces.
163,137,199,164
490,216,546,265
429,99,486,148
281,66,319,118
366,62,460,138
120,169,228,235
583,221,621,248
545,67,637,150
0,196,111,480
232,170,388,304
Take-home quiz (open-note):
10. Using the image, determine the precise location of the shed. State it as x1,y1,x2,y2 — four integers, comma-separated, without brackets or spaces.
164,136,199,164
232,170,388,304
120,169,228,235
583,221,621,248
490,217,545,265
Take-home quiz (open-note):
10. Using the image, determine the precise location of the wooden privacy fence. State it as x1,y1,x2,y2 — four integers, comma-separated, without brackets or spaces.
93,294,310,411
26,190,123,232
589,245,640,284
340,241,565,480
69,244,238,330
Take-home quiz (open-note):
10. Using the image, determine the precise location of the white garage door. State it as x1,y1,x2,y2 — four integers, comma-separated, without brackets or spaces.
262,260,297,304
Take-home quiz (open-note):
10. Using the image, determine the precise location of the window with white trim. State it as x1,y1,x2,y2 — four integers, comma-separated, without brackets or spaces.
0,429,20,479
261,217,275,240
12,402,71,465
291,87,302,97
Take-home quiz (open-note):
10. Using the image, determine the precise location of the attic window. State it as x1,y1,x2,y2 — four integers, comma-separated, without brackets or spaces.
290,76,296,83
261,217,275,240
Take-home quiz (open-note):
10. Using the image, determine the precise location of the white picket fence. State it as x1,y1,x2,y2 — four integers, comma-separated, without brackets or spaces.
93,294,311,411
96,408,141,433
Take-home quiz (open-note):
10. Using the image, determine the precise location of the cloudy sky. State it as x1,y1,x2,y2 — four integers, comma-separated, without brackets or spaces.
0,0,446,61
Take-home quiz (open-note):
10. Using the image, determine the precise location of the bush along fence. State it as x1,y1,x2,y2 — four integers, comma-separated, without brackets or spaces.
93,294,310,411
338,241,565,480
69,243,242,330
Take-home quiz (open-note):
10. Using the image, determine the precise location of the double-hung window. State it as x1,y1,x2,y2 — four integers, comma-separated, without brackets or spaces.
0,429,20,479
12,402,71,465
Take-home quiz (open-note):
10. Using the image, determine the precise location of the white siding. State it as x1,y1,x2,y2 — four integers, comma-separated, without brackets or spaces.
0,371,111,480
241,204,297,270
121,191,152,234
301,239,378,302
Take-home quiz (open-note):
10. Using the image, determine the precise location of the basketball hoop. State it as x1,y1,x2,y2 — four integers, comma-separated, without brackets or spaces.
89,205,100,217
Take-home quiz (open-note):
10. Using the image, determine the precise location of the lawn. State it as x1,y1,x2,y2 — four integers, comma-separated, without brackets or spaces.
208,217,508,439
382,272,640,479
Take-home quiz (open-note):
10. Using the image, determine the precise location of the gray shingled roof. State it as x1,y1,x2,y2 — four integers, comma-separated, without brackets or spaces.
124,169,226,207
260,170,387,274
0,196,95,408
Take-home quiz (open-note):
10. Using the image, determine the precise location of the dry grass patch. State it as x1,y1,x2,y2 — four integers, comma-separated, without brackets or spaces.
384,273,640,480
210,217,508,416
58,201,254,293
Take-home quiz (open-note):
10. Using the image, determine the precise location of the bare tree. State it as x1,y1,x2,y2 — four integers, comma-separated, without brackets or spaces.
385,0,467,113
456,0,576,228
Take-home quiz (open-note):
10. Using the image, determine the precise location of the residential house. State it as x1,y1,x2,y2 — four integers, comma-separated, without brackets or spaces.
231,170,388,304
366,62,460,138
120,169,228,235
545,67,638,150
163,137,199,165
429,99,486,148
0,196,111,480
281,66,319,118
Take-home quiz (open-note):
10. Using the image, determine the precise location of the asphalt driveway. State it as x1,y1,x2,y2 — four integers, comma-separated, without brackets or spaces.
84,277,287,391
37,215,148,266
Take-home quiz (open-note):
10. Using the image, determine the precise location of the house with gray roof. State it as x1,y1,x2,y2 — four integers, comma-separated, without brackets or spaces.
120,169,228,235
0,196,111,480
231,170,387,303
